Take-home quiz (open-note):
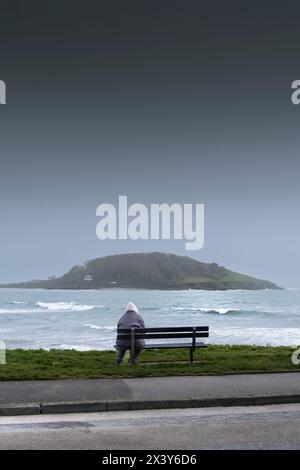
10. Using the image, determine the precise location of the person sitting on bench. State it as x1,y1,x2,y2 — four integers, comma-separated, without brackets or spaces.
115,302,145,365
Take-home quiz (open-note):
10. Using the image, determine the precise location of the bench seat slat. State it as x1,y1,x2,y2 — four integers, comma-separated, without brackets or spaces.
143,342,207,349
115,342,207,350
117,332,209,339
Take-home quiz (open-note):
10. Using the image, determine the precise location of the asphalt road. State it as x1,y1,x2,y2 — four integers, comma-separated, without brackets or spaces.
0,404,299,449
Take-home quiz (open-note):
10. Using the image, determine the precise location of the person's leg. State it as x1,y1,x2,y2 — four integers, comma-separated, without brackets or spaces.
115,348,126,364
126,348,143,364
127,349,142,364
133,349,142,363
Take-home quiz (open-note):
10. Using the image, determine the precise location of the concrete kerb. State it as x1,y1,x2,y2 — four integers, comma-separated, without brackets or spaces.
0,404,41,416
1,395,300,416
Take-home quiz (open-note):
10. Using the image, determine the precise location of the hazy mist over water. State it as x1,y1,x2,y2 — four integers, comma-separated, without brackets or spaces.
0,1,300,286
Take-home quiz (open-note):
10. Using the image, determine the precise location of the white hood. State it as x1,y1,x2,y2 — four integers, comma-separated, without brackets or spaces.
126,302,139,314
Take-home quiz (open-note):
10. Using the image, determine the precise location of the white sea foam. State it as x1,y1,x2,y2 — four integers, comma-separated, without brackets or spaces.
206,308,238,315
169,306,238,315
35,301,97,312
84,324,116,331
0,308,43,314
211,327,300,346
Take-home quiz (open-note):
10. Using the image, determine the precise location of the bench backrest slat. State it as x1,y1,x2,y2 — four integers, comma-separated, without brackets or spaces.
117,326,209,340
117,332,209,339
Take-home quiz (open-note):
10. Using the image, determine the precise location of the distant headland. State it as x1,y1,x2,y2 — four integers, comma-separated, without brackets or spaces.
0,252,280,291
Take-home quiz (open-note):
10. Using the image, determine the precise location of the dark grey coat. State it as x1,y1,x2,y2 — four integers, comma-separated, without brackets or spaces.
116,310,145,349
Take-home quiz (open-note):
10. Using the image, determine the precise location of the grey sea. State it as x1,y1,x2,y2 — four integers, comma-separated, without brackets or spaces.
0,288,299,350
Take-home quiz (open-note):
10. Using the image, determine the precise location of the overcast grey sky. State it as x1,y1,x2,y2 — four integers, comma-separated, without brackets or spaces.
0,1,300,286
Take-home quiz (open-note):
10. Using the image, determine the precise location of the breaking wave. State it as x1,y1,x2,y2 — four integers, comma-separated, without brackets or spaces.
35,301,97,312
169,306,239,315
203,308,239,315
84,324,116,331
0,308,39,314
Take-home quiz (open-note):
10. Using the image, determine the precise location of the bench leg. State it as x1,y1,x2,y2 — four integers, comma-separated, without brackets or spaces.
130,328,135,366
190,348,194,363
130,348,135,366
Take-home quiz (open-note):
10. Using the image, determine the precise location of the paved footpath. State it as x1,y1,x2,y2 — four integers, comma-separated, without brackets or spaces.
0,372,299,415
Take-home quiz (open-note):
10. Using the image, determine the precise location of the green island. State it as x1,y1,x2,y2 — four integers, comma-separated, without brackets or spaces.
1,252,280,290
0,345,298,381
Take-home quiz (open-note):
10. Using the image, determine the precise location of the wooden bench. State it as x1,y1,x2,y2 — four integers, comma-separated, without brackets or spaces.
116,326,209,365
